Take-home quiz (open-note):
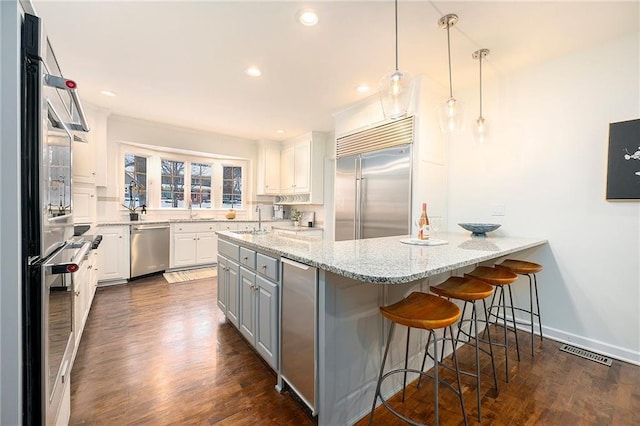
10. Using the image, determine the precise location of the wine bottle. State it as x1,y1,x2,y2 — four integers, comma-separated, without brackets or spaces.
418,203,430,240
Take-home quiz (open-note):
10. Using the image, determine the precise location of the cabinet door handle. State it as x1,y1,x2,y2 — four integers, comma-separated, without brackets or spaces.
74,291,80,296
243,256,248,261
261,264,267,270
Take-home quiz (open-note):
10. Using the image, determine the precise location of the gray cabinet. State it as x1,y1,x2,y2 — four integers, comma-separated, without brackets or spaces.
255,275,278,368
218,236,279,370
239,266,256,343
217,253,240,328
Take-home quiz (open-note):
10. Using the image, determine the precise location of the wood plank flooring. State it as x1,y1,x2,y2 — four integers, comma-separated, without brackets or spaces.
71,274,639,425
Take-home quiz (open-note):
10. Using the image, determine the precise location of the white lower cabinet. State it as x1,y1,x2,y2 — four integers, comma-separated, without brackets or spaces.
218,236,279,370
73,249,98,360
97,226,130,282
170,222,217,269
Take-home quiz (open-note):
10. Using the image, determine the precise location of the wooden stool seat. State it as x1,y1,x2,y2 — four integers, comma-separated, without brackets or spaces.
380,292,461,330
431,276,494,301
496,259,543,275
370,292,468,425
465,265,518,286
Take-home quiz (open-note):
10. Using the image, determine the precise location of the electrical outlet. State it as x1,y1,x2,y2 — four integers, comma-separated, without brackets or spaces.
491,203,505,216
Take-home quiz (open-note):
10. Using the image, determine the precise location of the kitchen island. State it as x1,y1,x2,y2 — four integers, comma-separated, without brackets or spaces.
216,231,547,425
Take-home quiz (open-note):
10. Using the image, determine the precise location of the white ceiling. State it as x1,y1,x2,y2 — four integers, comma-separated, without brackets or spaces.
31,1,639,142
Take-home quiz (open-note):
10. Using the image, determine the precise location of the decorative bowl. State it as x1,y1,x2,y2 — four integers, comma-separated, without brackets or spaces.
458,223,501,237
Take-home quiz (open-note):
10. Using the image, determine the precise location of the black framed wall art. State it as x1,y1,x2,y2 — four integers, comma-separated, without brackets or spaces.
606,118,640,200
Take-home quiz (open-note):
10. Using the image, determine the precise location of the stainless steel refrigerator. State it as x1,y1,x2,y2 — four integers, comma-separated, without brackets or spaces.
335,143,412,241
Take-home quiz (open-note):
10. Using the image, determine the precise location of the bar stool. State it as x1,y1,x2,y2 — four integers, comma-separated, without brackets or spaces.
427,276,498,422
464,266,519,382
368,292,468,426
496,259,544,356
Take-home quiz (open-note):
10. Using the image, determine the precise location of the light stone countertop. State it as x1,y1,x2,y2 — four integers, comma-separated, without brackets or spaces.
216,231,547,284
270,224,324,232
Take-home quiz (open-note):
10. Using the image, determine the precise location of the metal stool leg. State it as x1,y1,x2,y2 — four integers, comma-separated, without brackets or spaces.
432,329,440,426
417,331,433,389
369,322,395,426
498,286,510,382
471,301,482,421
482,298,499,392
528,273,535,356
402,327,410,402
507,285,521,361
533,273,543,341
448,325,468,426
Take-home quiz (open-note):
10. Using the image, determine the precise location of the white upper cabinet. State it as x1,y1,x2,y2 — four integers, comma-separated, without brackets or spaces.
256,141,281,195
277,132,325,204
73,105,109,186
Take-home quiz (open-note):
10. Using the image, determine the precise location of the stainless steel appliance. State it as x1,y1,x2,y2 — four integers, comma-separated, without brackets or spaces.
130,224,170,278
335,116,414,241
281,258,318,415
21,12,90,425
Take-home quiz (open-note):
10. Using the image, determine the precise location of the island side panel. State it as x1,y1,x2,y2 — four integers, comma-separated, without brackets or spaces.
318,270,432,426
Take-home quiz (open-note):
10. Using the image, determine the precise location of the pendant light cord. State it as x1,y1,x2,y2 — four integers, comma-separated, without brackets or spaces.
446,23,453,98
394,0,399,71
479,53,483,117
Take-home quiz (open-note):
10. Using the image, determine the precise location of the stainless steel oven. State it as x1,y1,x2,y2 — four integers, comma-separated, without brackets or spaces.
21,11,90,426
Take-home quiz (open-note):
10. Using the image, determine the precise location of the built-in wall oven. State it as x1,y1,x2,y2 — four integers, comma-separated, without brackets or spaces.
21,11,90,426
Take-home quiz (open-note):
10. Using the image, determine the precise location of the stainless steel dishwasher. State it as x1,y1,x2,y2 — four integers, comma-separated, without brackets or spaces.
281,257,318,415
130,224,170,278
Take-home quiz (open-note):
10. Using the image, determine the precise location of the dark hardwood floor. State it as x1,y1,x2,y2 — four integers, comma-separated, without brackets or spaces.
71,275,639,425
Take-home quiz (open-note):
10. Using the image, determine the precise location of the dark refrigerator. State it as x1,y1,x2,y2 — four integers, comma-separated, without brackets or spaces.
21,13,90,426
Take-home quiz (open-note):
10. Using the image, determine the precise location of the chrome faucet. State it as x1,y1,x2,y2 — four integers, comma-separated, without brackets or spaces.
188,199,196,219
256,205,262,231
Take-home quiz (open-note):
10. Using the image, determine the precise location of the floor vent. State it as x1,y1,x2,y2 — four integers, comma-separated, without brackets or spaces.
559,344,613,366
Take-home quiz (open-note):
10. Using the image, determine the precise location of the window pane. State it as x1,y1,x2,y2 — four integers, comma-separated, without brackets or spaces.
161,159,185,208
190,162,212,208
124,154,147,208
222,166,242,209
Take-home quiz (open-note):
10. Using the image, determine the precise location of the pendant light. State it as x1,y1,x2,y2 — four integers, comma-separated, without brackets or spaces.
472,48,490,144
438,13,465,134
379,0,412,119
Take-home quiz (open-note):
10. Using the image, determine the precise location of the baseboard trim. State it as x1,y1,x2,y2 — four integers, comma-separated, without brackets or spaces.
501,315,640,366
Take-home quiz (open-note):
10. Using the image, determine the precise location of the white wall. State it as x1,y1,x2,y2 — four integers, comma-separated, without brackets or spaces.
98,114,259,221
1,1,23,424
449,33,640,363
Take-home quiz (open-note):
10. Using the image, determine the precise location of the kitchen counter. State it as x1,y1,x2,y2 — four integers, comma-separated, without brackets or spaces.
216,231,547,284
217,230,547,426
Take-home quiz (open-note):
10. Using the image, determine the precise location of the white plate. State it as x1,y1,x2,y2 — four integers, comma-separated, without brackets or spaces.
399,238,448,246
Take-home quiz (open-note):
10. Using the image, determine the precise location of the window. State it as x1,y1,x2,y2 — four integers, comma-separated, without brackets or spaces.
121,144,246,211
124,154,147,208
161,159,185,208
222,165,242,209
190,162,212,208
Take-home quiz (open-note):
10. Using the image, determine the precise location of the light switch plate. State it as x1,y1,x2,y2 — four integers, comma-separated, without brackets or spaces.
491,203,506,216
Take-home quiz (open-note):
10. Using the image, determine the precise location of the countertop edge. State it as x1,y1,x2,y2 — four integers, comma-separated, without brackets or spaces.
217,232,548,284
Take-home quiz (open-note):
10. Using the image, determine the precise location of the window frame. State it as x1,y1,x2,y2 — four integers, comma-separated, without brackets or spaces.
119,143,247,212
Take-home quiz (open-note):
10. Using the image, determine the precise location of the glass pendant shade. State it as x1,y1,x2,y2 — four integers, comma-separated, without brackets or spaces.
474,116,488,144
438,96,465,133
379,70,413,119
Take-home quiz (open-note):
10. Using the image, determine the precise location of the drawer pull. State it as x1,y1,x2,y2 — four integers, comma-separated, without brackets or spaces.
261,264,267,270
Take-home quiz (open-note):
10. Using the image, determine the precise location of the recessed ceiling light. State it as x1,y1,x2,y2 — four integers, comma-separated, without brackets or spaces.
297,10,318,26
276,129,286,134
100,90,117,97
356,84,371,93
245,66,262,77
